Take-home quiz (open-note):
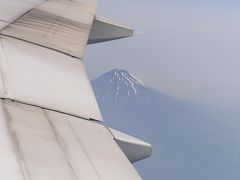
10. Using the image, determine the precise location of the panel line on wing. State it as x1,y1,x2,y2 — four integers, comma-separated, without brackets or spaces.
1,34,82,59
1,98,101,122
0,19,9,23
0,38,13,98
0,97,101,122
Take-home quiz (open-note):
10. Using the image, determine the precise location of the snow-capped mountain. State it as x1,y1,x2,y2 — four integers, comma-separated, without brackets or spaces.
93,69,144,96
92,69,240,180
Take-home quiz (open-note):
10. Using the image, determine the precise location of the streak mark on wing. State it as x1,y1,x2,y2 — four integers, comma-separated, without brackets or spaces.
43,110,78,180
67,118,103,180
2,102,30,180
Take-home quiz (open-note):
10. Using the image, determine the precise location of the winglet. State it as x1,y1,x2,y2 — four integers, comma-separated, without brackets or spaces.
109,128,152,163
88,17,133,44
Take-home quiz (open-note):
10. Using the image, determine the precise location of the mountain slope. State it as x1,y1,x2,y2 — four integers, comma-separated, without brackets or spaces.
92,69,240,180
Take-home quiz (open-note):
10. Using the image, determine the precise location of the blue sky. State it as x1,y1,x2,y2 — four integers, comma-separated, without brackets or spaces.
85,0,240,110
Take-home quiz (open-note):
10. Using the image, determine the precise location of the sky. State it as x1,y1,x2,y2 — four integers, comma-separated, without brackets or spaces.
85,0,240,111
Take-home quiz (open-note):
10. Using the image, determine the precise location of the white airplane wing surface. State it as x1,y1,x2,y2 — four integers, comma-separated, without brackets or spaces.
0,0,152,179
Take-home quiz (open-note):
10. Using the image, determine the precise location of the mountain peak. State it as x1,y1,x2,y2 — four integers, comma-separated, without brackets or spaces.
94,69,145,96
110,69,145,86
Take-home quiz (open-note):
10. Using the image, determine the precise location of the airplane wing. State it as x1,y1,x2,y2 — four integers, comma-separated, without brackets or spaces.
0,0,152,180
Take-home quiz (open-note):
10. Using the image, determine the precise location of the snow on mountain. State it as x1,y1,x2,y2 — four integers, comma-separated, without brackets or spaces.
94,69,144,96
92,69,240,180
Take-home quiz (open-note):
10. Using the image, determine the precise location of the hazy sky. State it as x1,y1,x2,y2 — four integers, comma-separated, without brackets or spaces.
85,0,240,110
